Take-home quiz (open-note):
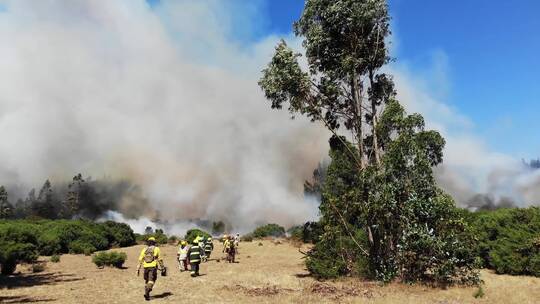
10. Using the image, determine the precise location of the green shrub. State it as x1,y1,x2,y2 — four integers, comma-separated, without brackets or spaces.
69,240,96,255
252,224,286,238
473,285,485,298
287,225,302,239
527,254,540,277
37,220,109,254
92,251,127,268
134,233,145,244
50,254,60,263
0,219,135,274
0,221,39,275
185,229,211,244
306,228,369,279
470,207,540,276
287,222,323,244
31,262,46,273
102,221,136,247
37,231,61,255
168,235,179,244
140,232,168,245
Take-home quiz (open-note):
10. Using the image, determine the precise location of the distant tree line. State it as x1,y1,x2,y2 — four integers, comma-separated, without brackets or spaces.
0,174,149,220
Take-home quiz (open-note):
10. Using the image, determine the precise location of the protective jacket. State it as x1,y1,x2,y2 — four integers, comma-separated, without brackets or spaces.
138,246,162,268
178,245,189,260
188,244,204,264
204,241,214,253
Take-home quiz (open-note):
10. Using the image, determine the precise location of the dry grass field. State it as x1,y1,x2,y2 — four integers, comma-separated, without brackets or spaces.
1,240,540,304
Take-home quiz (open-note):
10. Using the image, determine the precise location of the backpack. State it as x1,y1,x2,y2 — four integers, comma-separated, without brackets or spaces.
144,246,156,263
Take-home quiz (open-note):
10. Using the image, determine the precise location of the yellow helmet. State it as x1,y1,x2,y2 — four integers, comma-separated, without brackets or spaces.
223,234,228,239
148,237,156,242
181,240,187,245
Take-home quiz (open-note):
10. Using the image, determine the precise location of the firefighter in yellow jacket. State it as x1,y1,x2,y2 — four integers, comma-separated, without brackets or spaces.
137,237,165,301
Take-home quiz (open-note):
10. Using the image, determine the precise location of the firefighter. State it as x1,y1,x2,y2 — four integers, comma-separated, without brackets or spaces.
187,238,204,277
204,236,214,260
222,234,229,260
226,235,236,263
137,237,165,301
177,240,189,272
234,233,240,254
197,236,207,262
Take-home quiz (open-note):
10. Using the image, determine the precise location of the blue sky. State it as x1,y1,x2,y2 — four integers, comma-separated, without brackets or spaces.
147,0,540,159
265,0,540,159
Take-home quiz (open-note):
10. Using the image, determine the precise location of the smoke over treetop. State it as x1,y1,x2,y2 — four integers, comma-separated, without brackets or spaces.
0,0,328,231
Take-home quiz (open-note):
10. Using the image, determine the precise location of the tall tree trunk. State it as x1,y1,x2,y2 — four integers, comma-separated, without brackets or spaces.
351,73,365,169
369,69,381,165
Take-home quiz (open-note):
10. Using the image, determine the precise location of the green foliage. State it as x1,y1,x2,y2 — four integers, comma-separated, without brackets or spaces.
168,235,179,244
184,229,211,244
287,226,302,240
0,221,39,275
37,220,108,255
288,222,323,244
31,262,46,273
0,219,134,275
308,129,479,284
68,240,96,256
92,251,127,268
50,254,60,263
469,207,540,276
473,285,485,299
141,229,169,245
252,224,286,238
102,221,136,247
307,228,370,279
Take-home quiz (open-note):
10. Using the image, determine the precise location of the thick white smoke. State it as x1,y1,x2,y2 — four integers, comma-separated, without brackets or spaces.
391,56,540,208
0,0,328,232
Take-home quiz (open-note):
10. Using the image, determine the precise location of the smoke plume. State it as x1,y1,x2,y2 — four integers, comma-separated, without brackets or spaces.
0,0,328,233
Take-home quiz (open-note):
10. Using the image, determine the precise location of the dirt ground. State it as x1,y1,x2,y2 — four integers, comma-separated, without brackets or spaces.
1,240,540,304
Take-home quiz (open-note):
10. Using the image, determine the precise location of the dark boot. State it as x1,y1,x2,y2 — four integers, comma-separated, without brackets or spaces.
144,287,150,301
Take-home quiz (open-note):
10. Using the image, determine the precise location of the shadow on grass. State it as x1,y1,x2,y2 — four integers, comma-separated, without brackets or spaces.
152,292,173,299
0,296,56,303
0,272,84,289
294,273,312,278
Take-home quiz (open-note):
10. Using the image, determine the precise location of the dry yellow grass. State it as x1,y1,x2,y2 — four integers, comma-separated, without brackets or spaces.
1,240,540,303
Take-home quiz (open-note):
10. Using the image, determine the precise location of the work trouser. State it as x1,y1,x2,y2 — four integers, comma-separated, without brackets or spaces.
227,248,235,263
179,258,188,271
143,267,158,294
190,262,200,276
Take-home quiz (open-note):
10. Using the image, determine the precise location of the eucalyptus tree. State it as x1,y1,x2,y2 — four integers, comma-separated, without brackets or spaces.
259,0,393,167
259,0,478,284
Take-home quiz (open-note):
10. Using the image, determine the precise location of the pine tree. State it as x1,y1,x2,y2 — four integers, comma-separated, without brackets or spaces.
63,173,85,218
0,186,13,219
